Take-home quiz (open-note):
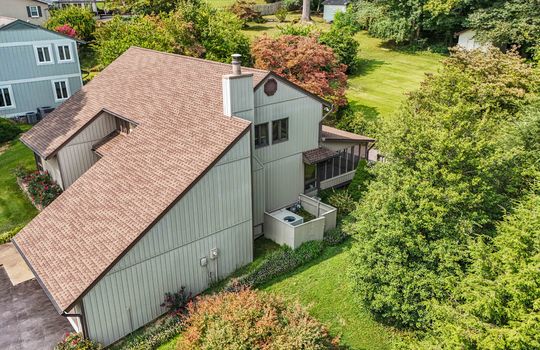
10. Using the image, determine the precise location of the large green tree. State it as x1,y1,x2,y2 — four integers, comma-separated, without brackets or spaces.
346,48,539,328
468,0,540,60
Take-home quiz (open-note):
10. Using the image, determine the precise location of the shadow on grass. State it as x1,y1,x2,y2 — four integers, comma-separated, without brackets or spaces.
354,58,387,76
347,100,380,123
245,24,274,32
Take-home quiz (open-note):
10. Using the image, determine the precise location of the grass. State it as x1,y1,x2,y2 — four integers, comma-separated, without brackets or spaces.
157,239,402,350
0,131,38,238
241,13,329,41
262,240,402,349
206,0,266,8
348,32,443,121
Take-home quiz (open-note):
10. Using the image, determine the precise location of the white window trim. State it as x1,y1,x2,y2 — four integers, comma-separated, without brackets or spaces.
51,79,71,102
55,42,75,63
33,44,54,66
0,85,16,111
29,6,39,18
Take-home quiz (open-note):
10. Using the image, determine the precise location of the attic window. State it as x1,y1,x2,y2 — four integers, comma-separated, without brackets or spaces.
116,118,131,134
264,78,277,96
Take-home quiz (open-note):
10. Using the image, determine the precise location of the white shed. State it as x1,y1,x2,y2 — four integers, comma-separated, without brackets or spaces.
322,0,349,22
456,29,491,51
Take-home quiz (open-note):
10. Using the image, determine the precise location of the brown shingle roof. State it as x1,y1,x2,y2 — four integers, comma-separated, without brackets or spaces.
14,47,268,312
303,147,337,164
321,125,375,142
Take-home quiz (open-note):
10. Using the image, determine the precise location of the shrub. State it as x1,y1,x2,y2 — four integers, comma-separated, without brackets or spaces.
93,16,173,67
117,316,183,350
319,26,359,72
323,227,349,246
54,24,77,38
275,7,288,22
0,119,22,144
55,333,102,350
347,159,373,201
160,286,192,317
230,0,264,26
277,23,315,36
19,170,62,207
178,288,339,349
332,7,360,33
252,35,347,106
46,6,96,41
327,189,355,217
227,240,324,290
0,224,25,245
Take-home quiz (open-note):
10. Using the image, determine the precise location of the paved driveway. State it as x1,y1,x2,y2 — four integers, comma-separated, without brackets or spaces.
0,265,73,349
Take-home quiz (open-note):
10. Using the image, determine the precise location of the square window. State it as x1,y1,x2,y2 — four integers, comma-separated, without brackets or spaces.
254,123,269,148
272,118,288,143
35,45,53,65
57,44,72,62
52,80,70,101
0,86,15,110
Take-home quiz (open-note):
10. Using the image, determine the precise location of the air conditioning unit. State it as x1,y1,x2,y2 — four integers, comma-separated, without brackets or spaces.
37,106,54,120
25,112,38,124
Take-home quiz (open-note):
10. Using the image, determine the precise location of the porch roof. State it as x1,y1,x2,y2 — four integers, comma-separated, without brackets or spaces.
303,147,337,165
321,125,375,143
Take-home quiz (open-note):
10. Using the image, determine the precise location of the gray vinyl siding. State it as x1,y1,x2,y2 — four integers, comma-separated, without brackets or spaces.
0,22,82,116
252,77,322,214
57,112,116,188
82,133,253,346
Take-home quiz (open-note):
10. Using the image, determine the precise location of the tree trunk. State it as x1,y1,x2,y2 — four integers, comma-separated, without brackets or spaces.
301,0,311,22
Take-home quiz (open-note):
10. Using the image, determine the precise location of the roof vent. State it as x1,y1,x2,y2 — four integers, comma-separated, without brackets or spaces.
231,54,242,75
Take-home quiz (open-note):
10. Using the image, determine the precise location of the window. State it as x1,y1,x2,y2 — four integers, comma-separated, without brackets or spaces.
272,118,288,143
0,86,15,110
254,123,269,148
34,45,53,65
52,80,70,101
28,6,40,18
116,118,131,134
56,44,73,63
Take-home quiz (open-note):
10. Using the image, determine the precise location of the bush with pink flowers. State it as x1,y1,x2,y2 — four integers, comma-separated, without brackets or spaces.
55,24,78,38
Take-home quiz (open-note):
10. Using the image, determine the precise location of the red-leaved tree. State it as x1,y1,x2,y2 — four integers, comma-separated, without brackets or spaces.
252,35,348,106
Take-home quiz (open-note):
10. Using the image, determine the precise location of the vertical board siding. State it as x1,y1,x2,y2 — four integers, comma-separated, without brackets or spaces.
252,77,323,213
223,76,254,122
57,113,116,188
83,134,253,346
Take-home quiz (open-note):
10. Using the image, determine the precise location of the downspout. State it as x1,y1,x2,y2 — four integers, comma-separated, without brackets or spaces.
319,104,335,143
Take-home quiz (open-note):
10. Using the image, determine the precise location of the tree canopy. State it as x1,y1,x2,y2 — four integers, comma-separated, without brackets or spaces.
346,48,539,329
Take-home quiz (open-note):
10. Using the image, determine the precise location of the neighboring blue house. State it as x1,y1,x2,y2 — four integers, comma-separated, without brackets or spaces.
0,16,83,119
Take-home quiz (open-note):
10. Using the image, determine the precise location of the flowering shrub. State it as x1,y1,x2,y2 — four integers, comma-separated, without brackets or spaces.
55,24,78,38
55,333,102,350
178,288,339,349
16,167,62,207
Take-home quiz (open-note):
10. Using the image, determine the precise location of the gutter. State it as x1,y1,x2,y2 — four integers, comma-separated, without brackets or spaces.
62,304,89,338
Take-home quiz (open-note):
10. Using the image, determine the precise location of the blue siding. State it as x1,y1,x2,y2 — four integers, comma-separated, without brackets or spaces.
0,21,82,117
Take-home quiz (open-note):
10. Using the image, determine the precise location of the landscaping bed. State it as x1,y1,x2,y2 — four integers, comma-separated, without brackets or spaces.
15,168,62,211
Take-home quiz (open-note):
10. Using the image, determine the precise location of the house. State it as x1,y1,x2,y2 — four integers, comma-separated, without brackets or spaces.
50,0,103,14
0,16,83,119
13,48,374,346
322,0,349,22
456,29,491,51
0,0,50,26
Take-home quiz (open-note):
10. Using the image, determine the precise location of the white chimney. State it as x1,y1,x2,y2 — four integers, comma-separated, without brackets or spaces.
222,54,254,122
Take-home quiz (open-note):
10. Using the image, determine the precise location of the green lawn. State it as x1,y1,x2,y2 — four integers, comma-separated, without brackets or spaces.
206,0,266,8
0,135,38,237
348,32,443,121
262,241,402,349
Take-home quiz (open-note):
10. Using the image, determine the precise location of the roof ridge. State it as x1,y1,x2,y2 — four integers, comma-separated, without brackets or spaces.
128,46,269,74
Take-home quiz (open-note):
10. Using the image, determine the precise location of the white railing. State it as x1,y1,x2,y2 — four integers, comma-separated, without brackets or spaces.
319,170,356,190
